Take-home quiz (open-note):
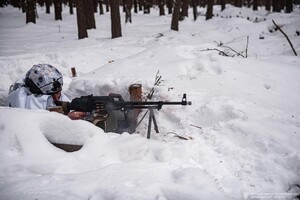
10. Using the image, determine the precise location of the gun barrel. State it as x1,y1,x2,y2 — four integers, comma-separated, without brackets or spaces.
55,93,191,113
117,94,191,110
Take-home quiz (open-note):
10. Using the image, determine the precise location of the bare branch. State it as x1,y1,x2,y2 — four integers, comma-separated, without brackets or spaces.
167,132,189,140
272,20,297,56
190,124,202,129
200,48,230,56
221,45,246,58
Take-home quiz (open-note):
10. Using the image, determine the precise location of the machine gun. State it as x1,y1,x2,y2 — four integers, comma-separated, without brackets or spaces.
55,93,191,139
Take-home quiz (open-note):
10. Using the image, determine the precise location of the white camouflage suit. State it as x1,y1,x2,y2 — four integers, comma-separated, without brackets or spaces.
5,80,70,110
5,64,70,110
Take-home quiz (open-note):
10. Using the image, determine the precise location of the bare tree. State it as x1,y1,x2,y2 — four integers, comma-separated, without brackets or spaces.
93,0,98,12
54,0,62,20
85,0,96,29
144,0,151,14
45,0,51,14
279,0,284,11
181,0,189,19
159,0,165,16
192,0,197,20
122,0,126,12
0,0,5,7
253,0,258,10
133,0,138,13
21,0,26,13
99,0,104,14
105,0,110,12
69,0,74,15
206,0,213,20
138,0,143,11
125,0,132,23
110,0,122,38
11,0,21,7
37,0,44,6
76,0,88,39
273,0,280,12
285,0,293,13
199,0,205,8
171,0,181,31
265,0,271,11
26,0,36,24
167,0,173,14
234,0,242,7
221,0,225,11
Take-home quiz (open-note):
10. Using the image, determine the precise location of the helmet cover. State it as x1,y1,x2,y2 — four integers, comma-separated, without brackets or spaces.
25,64,63,95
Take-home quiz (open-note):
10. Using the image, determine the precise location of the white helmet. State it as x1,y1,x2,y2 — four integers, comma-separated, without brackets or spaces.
25,64,63,95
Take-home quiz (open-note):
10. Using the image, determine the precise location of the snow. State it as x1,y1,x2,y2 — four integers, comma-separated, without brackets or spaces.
0,4,300,200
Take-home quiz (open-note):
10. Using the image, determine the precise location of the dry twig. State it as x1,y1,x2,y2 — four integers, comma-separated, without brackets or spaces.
167,132,189,140
272,20,297,56
204,37,249,58
201,48,230,56
190,124,202,129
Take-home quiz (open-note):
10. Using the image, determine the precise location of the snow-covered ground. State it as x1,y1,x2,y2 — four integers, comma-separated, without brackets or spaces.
0,4,300,200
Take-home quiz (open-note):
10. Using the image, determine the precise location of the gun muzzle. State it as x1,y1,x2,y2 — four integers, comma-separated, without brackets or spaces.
182,94,192,105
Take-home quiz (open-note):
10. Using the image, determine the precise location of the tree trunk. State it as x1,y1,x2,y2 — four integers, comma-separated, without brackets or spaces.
21,0,26,13
122,0,126,12
105,0,110,12
69,0,74,15
253,0,258,10
139,0,143,11
45,0,51,14
221,0,225,11
273,0,280,12
0,0,5,7
54,0,62,20
125,0,132,23
85,0,96,29
76,0,88,39
37,0,44,6
159,0,165,16
144,0,151,14
26,0,36,24
11,0,21,7
206,0,213,20
285,0,293,13
167,0,173,14
93,0,98,12
99,0,104,14
171,0,181,31
181,0,189,19
133,0,138,13
235,0,242,7
192,0,197,20
265,0,271,11
110,0,122,38
199,0,205,7
279,0,284,11
128,84,142,134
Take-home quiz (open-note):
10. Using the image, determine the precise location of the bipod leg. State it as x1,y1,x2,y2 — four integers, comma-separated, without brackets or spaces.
147,108,159,139
152,110,159,133
147,108,153,139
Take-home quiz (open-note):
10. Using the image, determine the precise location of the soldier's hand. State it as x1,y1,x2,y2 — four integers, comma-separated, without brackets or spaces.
68,111,86,120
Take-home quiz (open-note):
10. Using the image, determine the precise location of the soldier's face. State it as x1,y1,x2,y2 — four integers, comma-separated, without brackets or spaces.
52,91,61,101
